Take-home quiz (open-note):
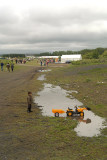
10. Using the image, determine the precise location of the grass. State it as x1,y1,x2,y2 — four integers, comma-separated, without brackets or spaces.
0,61,107,160
26,59,40,66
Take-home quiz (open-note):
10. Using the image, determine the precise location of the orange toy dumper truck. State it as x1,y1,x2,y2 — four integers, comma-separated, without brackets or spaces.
52,109,66,117
52,106,91,117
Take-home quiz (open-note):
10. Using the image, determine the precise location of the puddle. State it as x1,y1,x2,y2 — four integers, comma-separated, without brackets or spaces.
74,111,106,137
37,74,46,81
38,69,51,72
35,78,106,137
35,83,83,117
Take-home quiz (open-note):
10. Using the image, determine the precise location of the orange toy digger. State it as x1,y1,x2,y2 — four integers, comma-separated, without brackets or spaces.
52,106,91,117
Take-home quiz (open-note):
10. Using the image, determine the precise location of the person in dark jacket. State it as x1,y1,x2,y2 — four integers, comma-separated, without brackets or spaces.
27,92,33,113
1,62,4,71
11,63,14,72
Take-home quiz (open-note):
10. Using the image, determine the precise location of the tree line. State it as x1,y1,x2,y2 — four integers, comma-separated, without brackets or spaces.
35,48,107,59
2,54,25,58
1,48,107,59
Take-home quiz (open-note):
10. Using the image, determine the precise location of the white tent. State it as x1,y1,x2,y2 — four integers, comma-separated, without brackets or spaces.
38,56,59,62
61,54,82,63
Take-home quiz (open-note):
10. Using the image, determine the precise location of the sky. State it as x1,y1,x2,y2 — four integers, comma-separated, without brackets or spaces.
0,0,107,54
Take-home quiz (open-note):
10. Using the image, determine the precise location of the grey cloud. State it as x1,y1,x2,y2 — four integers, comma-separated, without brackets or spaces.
0,7,19,25
1,30,106,45
0,4,107,53
28,7,107,26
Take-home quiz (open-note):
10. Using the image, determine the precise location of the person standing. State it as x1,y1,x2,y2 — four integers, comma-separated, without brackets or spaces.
1,62,4,71
46,60,49,66
40,60,42,66
15,59,17,64
27,92,33,113
44,60,46,66
6,63,10,72
11,63,14,72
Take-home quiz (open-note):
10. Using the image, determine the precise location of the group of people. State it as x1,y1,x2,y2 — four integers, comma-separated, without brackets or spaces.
15,59,26,64
40,59,49,66
0,62,14,72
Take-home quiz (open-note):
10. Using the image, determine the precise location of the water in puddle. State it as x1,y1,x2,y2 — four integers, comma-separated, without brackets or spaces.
74,111,105,137
35,75,106,137
37,74,46,81
38,69,51,72
35,83,83,117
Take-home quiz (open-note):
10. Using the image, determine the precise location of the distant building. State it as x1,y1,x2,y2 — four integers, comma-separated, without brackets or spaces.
38,56,59,62
0,57,5,59
26,56,35,58
61,54,82,63
26,56,35,60
39,56,59,59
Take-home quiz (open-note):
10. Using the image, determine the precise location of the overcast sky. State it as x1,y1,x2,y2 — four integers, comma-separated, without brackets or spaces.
0,0,107,54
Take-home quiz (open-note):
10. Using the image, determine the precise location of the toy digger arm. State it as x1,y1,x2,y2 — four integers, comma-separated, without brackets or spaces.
86,107,91,110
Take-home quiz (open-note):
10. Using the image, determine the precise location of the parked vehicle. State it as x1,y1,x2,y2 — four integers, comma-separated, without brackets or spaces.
65,60,71,64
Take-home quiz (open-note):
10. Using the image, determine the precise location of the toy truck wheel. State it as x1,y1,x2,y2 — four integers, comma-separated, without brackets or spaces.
80,112,84,117
55,112,59,117
67,111,73,117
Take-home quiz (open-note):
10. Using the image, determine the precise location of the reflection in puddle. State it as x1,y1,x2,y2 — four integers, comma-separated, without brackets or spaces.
71,117,91,124
74,110,106,137
35,77,106,137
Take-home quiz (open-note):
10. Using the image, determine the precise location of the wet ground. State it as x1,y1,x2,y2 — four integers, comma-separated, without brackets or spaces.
36,73,106,137
37,74,46,81
38,69,51,72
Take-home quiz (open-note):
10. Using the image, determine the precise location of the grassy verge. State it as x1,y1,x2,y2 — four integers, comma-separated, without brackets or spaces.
45,63,107,117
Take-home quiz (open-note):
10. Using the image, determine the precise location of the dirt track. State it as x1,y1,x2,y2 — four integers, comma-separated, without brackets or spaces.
0,63,67,108
0,66,37,107
0,65,47,160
